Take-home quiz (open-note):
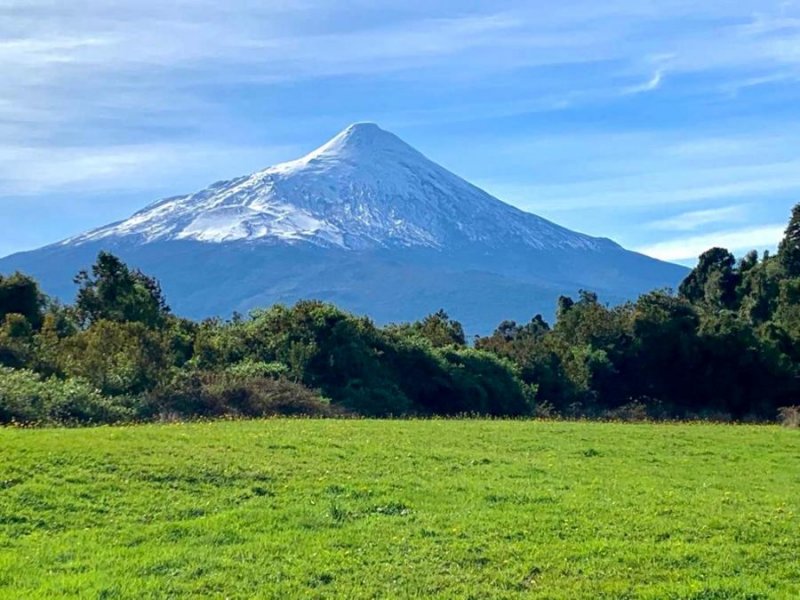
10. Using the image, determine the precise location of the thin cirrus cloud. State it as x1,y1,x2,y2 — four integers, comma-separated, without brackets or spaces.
636,225,785,262
624,70,664,95
0,142,301,196
4,2,800,119
0,0,799,259
488,172,800,214
645,206,749,232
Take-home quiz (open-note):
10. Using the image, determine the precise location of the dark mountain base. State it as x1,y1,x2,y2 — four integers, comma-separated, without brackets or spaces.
0,240,687,333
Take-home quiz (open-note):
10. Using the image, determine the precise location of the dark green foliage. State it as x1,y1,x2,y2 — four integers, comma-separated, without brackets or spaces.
236,301,411,415
3,201,800,427
737,252,781,324
624,291,701,412
74,252,170,327
778,203,800,276
193,301,529,417
145,371,338,419
679,247,739,309
0,272,44,328
437,347,533,416
387,309,467,348
476,204,800,420
0,314,35,368
556,295,574,320
480,315,550,347
59,319,169,396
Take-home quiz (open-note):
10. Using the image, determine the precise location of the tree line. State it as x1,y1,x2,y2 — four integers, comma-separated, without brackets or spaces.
2,205,800,425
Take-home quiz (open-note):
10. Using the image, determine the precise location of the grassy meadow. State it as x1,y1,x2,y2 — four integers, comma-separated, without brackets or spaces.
0,420,798,599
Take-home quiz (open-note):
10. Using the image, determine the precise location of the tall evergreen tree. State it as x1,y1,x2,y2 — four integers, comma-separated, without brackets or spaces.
778,203,800,277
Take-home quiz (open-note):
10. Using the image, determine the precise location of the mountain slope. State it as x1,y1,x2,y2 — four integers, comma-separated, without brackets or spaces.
0,123,687,332
64,123,615,252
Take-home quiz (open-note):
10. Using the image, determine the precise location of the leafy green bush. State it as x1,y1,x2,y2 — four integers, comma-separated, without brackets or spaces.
59,319,168,396
439,347,534,416
0,313,34,368
7,229,800,426
0,272,45,329
225,360,289,379
145,370,339,419
0,367,132,425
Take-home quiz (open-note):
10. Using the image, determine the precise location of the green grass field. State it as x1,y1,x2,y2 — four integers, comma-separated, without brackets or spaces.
1,420,798,599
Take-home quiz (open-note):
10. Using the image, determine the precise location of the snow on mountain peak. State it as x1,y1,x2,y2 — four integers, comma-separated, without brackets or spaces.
65,124,617,252
320,122,400,150
269,122,424,178
313,122,408,152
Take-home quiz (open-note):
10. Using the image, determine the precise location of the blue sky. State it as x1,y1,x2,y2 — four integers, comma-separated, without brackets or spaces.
2,1,799,264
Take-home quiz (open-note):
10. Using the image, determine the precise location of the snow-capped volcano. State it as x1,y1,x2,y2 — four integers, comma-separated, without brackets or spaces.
1,123,687,333
67,123,614,252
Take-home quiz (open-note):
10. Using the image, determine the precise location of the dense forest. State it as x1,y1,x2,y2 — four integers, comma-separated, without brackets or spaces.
2,205,800,425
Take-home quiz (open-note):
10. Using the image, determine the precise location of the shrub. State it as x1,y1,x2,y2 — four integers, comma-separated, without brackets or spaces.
532,400,556,419
438,347,534,416
0,313,35,368
778,406,800,428
145,371,339,419
0,367,132,425
601,401,649,422
0,272,45,329
59,320,168,396
225,360,289,379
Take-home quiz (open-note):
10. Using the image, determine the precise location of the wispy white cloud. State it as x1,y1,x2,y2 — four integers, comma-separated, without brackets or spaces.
646,205,748,231
471,126,800,214
482,158,800,212
3,0,799,144
2,0,800,258
636,225,784,261
721,71,800,95
624,70,664,94
0,142,299,196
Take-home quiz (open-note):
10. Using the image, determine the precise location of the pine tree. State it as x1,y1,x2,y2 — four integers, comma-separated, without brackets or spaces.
779,203,800,277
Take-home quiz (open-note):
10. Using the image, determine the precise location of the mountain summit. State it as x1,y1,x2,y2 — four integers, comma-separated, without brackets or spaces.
67,123,614,252
0,124,687,332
